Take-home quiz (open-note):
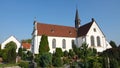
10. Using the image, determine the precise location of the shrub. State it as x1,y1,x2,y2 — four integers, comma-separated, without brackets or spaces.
64,50,69,57
52,57,63,67
39,52,52,67
18,61,29,68
69,49,75,58
55,48,63,57
63,57,69,64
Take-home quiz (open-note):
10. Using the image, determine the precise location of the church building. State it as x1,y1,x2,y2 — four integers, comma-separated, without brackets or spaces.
31,9,111,54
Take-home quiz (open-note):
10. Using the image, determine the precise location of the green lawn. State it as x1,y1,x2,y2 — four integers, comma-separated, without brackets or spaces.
0,63,18,67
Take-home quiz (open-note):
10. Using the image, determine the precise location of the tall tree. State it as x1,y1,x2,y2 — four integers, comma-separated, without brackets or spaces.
39,35,50,55
81,43,88,68
109,40,117,48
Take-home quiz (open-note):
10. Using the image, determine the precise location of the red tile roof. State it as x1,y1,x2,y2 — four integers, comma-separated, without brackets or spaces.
22,43,31,49
37,22,77,38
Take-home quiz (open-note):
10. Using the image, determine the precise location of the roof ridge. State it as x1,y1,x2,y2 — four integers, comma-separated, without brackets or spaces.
80,21,93,28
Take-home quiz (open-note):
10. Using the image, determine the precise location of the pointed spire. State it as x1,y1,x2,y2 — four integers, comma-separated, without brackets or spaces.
75,8,81,29
75,9,79,21
33,17,37,25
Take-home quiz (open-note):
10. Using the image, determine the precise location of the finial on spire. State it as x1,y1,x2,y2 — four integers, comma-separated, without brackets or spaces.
34,17,37,21
33,17,37,25
91,18,95,22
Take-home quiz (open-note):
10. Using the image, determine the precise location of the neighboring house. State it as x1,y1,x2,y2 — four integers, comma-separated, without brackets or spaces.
31,9,111,54
21,42,31,51
1,36,21,52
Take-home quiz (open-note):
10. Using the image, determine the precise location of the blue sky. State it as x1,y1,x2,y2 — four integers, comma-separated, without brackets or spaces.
0,0,120,45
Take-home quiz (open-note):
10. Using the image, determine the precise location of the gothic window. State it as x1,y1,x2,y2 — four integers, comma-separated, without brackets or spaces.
52,39,56,49
94,28,96,32
62,39,66,49
97,36,101,46
91,36,95,46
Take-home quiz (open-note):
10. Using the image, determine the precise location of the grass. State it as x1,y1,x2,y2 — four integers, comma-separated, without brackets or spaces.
0,63,18,67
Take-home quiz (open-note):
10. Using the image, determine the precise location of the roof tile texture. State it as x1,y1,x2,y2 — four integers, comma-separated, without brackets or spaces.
37,23,77,38
22,43,31,49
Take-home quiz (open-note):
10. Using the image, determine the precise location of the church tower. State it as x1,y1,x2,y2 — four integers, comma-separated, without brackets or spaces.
75,9,81,29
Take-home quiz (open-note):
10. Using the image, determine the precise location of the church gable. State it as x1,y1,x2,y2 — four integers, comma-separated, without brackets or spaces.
1,36,21,52
87,19,105,37
77,21,93,37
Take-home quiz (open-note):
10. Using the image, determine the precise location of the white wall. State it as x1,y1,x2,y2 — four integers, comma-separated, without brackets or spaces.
85,21,111,52
1,36,21,52
32,35,75,54
77,36,86,47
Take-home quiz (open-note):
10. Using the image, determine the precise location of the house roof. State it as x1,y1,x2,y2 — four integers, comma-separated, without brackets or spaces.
22,42,31,49
37,22,77,38
77,21,93,37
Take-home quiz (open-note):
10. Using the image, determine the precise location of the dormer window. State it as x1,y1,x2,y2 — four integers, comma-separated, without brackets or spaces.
51,29,54,33
69,31,72,35
93,28,96,32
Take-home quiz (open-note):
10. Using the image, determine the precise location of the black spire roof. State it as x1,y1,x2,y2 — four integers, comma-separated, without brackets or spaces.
75,8,81,28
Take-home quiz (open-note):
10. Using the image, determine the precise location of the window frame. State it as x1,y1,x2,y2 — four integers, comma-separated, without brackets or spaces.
52,39,56,49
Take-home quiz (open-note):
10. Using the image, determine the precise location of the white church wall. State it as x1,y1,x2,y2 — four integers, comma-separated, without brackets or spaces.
86,21,111,52
77,36,85,47
85,35,90,46
106,41,112,49
33,35,75,54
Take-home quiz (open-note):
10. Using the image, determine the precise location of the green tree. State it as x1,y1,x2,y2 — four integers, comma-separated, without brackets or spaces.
27,51,33,61
39,35,50,55
52,48,63,67
18,47,22,57
2,49,7,62
54,48,63,57
0,44,2,57
110,58,119,68
63,50,69,57
39,52,52,67
101,47,120,68
19,61,29,68
79,43,101,68
68,49,75,58
52,56,63,67
72,40,80,55
80,43,89,68
109,41,117,48
21,39,32,43
22,52,27,60
88,57,102,68
18,47,28,60
4,41,17,63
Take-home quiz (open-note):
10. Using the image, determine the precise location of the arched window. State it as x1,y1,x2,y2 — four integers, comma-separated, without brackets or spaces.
62,39,66,49
71,40,75,44
97,36,101,46
52,39,56,49
91,36,95,46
